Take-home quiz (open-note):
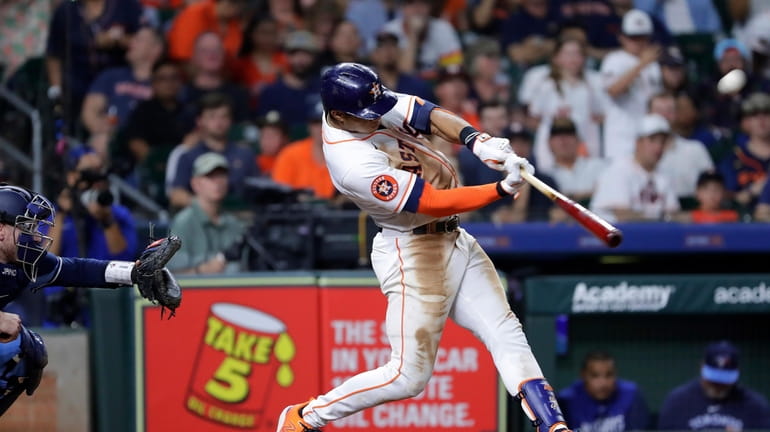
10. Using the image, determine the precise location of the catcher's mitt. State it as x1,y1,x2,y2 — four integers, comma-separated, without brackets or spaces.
132,235,182,318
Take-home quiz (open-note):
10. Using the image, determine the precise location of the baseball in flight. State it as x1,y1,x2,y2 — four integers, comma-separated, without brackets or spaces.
717,69,747,94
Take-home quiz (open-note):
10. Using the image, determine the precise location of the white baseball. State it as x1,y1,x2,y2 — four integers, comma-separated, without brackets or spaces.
717,69,747,94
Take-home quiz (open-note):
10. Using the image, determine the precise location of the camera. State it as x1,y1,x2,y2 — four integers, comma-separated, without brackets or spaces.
76,169,114,207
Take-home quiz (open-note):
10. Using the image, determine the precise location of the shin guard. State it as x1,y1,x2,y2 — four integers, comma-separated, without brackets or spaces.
516,378,569,432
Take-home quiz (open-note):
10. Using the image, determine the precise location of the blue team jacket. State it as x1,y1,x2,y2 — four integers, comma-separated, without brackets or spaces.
658,379,770,430
558,379,651,432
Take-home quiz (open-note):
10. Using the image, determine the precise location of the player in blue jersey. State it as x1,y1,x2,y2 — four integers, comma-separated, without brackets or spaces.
0,183,180,415
659,341,770,431
558,351,651,432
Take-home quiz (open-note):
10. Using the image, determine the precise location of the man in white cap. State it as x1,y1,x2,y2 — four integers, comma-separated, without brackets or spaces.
600,9,663,160
590,114,680,222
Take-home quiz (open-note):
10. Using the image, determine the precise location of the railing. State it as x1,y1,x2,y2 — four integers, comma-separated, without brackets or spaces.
0,85,42,192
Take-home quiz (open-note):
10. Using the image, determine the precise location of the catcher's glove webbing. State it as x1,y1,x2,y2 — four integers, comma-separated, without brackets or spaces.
132,236,182,318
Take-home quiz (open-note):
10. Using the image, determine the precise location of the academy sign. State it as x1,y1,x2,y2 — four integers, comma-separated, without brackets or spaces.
571,281,675,313
714,282,770,304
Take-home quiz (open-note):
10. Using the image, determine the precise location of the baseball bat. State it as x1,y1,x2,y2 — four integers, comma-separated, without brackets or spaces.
519,167,623,248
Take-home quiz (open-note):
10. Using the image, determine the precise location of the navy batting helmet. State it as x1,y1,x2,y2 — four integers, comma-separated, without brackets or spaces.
0,184,55,282
321,63,397,120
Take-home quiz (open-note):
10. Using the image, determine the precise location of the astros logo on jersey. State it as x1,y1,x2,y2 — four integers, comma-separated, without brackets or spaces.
371,175,398,201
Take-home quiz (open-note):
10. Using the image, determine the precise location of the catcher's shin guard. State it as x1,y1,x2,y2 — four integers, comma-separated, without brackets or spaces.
516,378,571,432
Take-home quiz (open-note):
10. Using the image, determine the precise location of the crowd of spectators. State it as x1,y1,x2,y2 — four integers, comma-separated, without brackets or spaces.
1,0,770,281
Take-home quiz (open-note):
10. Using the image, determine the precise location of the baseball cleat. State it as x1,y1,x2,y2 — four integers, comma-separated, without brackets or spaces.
276,400,322,432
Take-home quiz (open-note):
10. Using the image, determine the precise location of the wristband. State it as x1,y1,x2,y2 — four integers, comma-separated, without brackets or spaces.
105,261,135,285
459,126,480,150
496,181,508,197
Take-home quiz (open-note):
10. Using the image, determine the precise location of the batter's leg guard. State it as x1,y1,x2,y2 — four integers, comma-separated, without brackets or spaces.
515,378,571,432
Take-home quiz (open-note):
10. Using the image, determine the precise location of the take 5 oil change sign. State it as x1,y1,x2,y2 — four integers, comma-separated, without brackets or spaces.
318,283,503,432
135,278,321,432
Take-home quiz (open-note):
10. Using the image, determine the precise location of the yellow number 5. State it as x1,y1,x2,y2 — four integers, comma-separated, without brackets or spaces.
205,357,251,403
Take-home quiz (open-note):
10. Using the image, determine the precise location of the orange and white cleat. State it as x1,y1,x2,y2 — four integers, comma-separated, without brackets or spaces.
276,400,322,432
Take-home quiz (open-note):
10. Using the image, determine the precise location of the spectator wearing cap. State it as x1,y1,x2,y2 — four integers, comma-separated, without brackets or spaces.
689,172,739,223
256,30,322,140
529,36,605,169
466,37,511,106
233,16,289,110
600,9,663,160
166,0,248,63
255,110,290,177
369,31,434,102
380,0,463,79
317,20,366,70
660,46,689,95
271,102,336,200
718,92,770,213
501,0,562,68
590,114,680,222
179,32,251,130
169,92,259,209
648,92,714,199
541,118,607,205
658,341,770,430
634,0,721,35
168,152,245,275
697,38,770,131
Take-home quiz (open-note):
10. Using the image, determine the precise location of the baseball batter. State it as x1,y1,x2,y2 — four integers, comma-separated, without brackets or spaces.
276,63,573,432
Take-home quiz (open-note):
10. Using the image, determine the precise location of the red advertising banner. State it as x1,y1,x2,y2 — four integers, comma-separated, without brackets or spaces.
318,285,501,432
136,281,321,432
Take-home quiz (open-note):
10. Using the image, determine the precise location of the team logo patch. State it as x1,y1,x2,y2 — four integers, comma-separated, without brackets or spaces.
371,175,399,201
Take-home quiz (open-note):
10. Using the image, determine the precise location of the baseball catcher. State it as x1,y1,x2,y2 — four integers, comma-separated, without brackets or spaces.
0,183,182,415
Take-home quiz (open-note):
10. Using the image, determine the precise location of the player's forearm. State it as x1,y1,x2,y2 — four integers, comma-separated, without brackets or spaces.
55,257,134,288
606,63,645,97
412,180,506,217
429,108,470,143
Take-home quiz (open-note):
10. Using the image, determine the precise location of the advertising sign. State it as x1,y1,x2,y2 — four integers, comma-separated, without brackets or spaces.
135,277,321,432
319,283,502,432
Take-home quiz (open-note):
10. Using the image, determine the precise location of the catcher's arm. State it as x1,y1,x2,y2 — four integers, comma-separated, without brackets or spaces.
102,236,183,318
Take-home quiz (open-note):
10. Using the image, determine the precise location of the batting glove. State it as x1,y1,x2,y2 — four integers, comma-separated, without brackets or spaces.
472,133,513,171
503,154,535,181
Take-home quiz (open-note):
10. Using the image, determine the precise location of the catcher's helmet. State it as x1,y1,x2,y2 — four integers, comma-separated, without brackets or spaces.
320,63,397,120
0,184,55,282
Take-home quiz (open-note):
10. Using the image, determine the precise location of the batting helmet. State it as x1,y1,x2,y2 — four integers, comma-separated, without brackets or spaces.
320,63,397,120
0,184,55,282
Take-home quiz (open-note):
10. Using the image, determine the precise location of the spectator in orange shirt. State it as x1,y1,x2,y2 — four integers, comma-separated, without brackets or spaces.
690,171,740,223
167,0,248,63
234,16,288,106
271,102,336,200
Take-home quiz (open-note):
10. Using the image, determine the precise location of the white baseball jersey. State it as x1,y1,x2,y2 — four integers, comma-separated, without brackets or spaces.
590,157,680,223
323,93,460,231
303,92,548,428
657,135,714,197
601,50,662,160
